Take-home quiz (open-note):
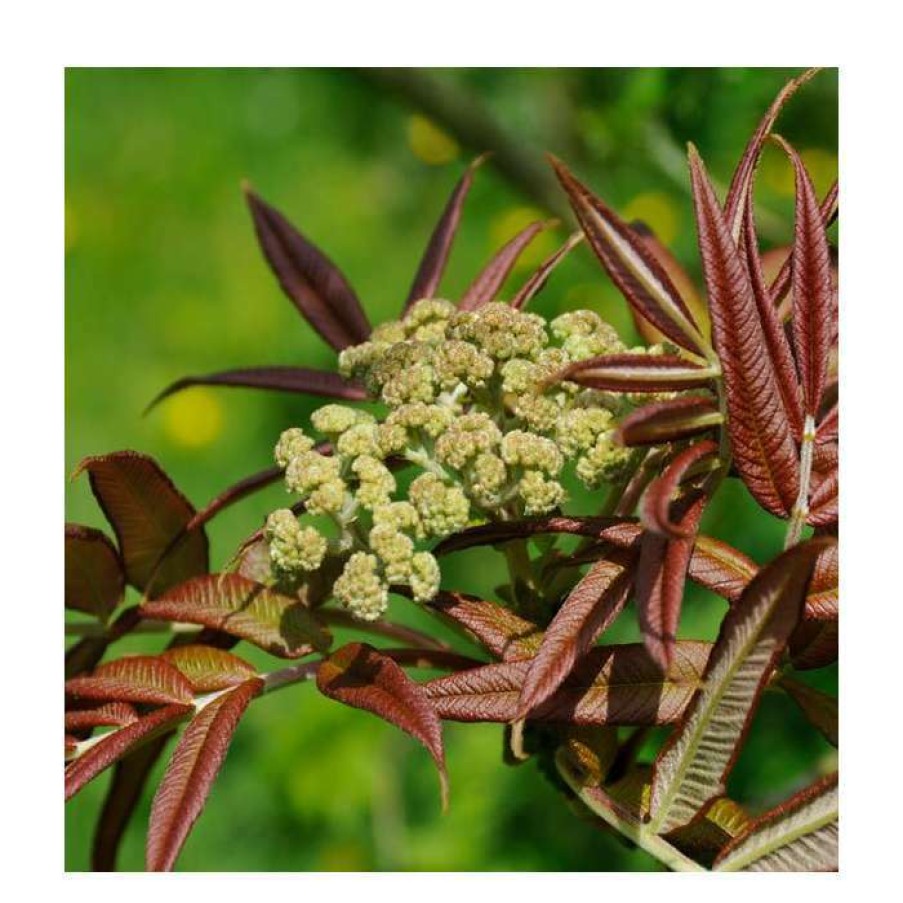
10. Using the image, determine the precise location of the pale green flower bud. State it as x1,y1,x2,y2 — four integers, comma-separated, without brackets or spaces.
378,402,455,456
370,320,408,344
410,551,441,602
369,524,415,583
403,298,456,342
304,478,348,516
500,358,540,396
352,455,396,509
518,470,565,515
311,404,373,437
285,450,342,495
333,552,388,621
434,340,494,391
510,392,562,434
576,436,633,488
409,472,470,537
265,510,328,573
275,427,315,469
336,422,381,459
434,412,502,470
404,298,456,327
556,408,616,457
372,501,423,537
501,429,563,476
338,340,388,382
550,310,624,360
448,303,548,361
468,452,508,509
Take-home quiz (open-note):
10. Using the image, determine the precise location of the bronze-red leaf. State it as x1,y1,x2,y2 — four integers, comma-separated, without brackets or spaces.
65,701,139,734
160,646,259,693
140,573,331,659
549,155,707,356
65,524,125,622
636,494,707,672
559,354,718,393
741,184,805,439
316,643,447,806
510,232,583,310
458,220,551,310
427,591,543,661
404,154,487,311
244,186,370,350
515,556,635,719
145,367,367,414
65,704,192,801
74,452,209,597
616,395,722,447
641,441,718,539
66,656,195,707
688,145,800,516
146,679,263,871
722,68,820,240
425,641,711,726
774,136,834,418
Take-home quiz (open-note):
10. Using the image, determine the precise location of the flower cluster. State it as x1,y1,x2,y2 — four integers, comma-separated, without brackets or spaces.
268,299,648,622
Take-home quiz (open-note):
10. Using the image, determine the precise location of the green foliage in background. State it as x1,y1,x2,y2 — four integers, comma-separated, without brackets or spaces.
65,67,838,871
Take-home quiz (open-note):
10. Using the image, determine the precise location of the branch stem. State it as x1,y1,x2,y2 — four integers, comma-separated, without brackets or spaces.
555,750,705,872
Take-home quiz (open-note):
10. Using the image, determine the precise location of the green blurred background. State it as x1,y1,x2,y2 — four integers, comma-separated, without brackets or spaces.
65,68,838,871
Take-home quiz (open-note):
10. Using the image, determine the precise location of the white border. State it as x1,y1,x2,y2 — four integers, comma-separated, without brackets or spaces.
2,0,898,898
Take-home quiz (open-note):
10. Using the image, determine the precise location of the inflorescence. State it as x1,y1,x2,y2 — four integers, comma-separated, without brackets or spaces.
266,300,653,622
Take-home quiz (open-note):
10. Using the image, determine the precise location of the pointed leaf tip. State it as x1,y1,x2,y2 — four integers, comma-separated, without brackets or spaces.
147,679,263,871
317,643,447,808
75,451,209,597
688,148,800,516
404,154,489,312
245,188,370,349
549,156,708,357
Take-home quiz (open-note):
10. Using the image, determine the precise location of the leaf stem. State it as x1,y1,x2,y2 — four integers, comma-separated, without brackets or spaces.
784,414,816,549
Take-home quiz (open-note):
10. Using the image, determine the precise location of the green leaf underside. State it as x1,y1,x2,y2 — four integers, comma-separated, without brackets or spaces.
714,772,838,871
648,539,832,834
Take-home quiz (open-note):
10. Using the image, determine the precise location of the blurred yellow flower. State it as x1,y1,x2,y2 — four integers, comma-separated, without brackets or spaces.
407,115,460,166
161,387,224,449
621,192,679,246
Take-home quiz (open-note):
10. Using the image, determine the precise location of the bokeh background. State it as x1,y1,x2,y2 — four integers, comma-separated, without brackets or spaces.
65,68,838,871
